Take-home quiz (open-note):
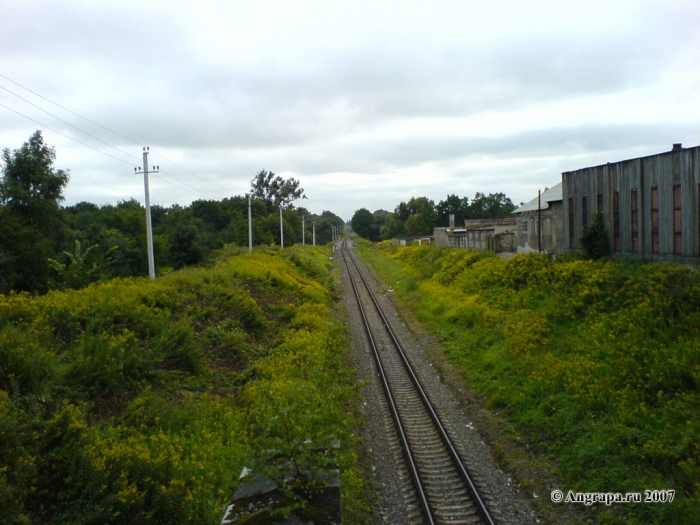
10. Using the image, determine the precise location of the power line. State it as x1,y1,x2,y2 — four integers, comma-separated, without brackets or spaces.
0,83,138,164
0,102,135,166
0,73,142,147
0,73,242,197
149,148,239,194
0,101,218,200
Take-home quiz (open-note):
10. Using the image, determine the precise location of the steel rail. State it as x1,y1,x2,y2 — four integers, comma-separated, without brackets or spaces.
342,238,496,525
341,242,436,524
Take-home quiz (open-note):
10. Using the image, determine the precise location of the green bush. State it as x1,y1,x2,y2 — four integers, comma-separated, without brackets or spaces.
361,245,700,525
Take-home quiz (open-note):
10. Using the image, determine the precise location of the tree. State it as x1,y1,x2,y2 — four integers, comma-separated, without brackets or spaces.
380,215,406,240
169,220,207,269
436,194,469,226
350,208,393,242
314,217,334,245
405,213,432,236
370,210,391,242
467,192,516,219
580,211,610,260
250,170,306,209
0,130,69,226
0,131,69,293
402,197,437,236
350,208,373,240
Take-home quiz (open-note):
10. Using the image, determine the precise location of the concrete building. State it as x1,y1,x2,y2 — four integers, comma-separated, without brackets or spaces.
513,183,564,253
434,218,516,253
563,144,700,263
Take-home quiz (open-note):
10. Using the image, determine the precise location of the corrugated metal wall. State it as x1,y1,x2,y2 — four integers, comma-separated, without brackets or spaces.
563,146,700,262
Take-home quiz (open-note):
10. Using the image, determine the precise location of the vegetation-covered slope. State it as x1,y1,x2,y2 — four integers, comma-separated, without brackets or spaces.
358,241,699,525
0,245,367,524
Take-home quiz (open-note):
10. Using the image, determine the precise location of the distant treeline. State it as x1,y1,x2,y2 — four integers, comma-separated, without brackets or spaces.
350,193,517,242
0,131,344,295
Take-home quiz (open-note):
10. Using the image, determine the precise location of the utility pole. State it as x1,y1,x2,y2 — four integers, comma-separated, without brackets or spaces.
302,215,305,245
134,147,158,280
248,194,253,254
538,189,542,253
280,207,284,248
312,221,316,246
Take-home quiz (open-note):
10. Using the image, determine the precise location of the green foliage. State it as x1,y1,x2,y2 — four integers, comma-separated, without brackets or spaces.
396,196,437,236
0,390,37,522
60,192,344,283
0,131,69,294
350,207,374,240
379,191,518,241
169,221,207,269
0,246,368,524
0,323,57,397
0,130,69,224
48,239,117,289
0,131,346,294
250,170,307,209
361,245,700,524
467,191,516,218
580,211,611,260
436,193,469,226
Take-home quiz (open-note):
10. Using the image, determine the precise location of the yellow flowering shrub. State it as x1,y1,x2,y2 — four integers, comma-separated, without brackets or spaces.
360,245,700,524
0,245,367,524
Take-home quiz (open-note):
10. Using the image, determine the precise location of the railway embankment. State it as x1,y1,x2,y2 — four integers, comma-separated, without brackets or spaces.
353,239,700,525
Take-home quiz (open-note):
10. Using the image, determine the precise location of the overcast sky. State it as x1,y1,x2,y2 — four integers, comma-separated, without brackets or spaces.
2,0,699,220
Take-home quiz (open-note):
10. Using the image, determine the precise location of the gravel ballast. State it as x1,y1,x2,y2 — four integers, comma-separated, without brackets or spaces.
338,244,539,525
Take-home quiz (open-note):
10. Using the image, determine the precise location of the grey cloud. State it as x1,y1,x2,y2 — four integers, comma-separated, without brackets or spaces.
274,122,694,177
6,0,700,221
3,3,189,63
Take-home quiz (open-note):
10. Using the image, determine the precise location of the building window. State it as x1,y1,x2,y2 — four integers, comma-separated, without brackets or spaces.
582,196,588,229
674,185,682,255
521,219,528,232
613,192,620,251
568,197,575,248
651,187,659,254
631,189,638,253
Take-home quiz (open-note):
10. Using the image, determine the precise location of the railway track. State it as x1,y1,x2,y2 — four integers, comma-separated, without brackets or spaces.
340,238,497,525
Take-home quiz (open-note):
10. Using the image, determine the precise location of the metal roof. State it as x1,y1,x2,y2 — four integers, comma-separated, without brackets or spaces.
513,182,562,214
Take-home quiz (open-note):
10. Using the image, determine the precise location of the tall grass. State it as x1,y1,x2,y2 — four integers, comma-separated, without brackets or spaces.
358,241,700,525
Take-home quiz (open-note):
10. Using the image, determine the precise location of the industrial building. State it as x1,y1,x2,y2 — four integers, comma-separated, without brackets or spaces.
563,144,700,263
409,144,700,263
433,218,515,252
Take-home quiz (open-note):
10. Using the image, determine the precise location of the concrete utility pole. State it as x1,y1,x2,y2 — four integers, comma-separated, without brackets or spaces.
302,215,305,245
538,189,542,253
248,194,253,254
280,207,284,248
134,147,158,280
312,221,316,246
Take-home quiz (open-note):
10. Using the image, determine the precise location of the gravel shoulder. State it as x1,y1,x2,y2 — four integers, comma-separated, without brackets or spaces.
337,244,541,525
